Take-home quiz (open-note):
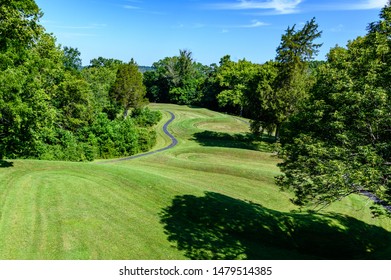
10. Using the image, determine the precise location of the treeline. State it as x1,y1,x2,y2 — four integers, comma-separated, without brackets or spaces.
0,0,161,161
143,1,391,216
144,19,323,139
1,0,323,162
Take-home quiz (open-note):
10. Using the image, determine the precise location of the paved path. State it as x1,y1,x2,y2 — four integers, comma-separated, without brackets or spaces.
97,111,177,164
359,190,391,213
98,111,391,213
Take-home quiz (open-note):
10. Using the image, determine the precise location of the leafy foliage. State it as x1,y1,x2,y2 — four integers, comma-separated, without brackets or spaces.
0,0,42,54
0,0,160,161
271,18,322,138
144,49,208,105
215,56,258,116
277,3,391,215
110,60,148,118
62,46,82,71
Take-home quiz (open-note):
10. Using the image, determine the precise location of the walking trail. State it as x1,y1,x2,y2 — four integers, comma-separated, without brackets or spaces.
97,111,177,164
98,110,391,213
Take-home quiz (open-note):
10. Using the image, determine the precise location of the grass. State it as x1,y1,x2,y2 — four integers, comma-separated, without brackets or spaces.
1,103,391,259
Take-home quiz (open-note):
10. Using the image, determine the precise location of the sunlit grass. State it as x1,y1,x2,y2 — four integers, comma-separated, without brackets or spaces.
0,103,390,259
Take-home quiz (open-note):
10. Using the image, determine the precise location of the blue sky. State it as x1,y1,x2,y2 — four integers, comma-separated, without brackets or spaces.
35,0,388,66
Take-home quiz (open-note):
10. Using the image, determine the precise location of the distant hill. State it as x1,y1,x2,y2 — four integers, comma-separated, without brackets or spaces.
138,66,154,73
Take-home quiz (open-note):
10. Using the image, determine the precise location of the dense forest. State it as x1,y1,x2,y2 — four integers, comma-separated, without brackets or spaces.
1,0,391,214
0,0,161,161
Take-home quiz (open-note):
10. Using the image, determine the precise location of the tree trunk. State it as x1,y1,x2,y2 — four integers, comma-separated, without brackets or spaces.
275,123,281,140
123,108,128,118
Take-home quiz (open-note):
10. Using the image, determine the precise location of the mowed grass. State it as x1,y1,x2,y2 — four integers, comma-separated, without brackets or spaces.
1,103,391,259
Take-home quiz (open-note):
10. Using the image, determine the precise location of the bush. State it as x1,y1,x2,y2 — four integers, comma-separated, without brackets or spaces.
35,110,160,161
131,107,162,127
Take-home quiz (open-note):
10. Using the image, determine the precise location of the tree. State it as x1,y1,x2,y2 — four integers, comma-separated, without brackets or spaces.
216,56,259,116
62,46,82,71
89,56,123,68
144,50,206,105
110,60,147,118
245,61,278,136
0,0,43,54
54,72,94,131
82,62,118,115
0,1,160,162
198,63,221,111
166,49,200,104
144,57,174,103
276,3,391,215
0,1,61,159
271,18,322,138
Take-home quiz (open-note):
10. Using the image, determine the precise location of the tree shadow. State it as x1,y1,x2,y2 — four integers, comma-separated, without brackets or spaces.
192,131,275,152
0,160,13,168
160,192,391,260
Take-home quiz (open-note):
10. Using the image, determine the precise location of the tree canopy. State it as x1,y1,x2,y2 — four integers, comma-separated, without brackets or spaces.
277,3,391,216
110,60,147,118
0,0,160,161
271,18,322,138
144,49,208,105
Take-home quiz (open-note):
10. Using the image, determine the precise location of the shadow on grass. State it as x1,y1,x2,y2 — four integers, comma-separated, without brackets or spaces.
160,192,391,260
0,160,13,168
192,130,275,152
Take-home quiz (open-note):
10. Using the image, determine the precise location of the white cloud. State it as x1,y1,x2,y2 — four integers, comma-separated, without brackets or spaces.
123,5,141,9
207,0,303,15
206,0,388,14
240,20,269,28
304,0,388,12
344,0,388,10
219,20,269,32
122,0,143,9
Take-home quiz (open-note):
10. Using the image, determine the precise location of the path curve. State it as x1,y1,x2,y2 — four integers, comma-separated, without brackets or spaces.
97,110,391,213
97,111,178,164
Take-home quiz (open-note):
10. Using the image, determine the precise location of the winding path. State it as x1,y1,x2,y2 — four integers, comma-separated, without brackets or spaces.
97,111,178,164
98,110,391,213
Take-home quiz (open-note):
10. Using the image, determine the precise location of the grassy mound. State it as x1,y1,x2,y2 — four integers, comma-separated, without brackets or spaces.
0,103,390,259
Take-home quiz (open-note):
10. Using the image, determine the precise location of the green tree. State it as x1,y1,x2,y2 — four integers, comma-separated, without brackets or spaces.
110,60,147,118
245,61,278,136
89,56,123,68
144,57,173,103
0,1,63,159
144,50,206,105
62,46,82,71
216,56,259,116
277,3,391,215
54,72,94,131
0,0,42,54
0,32,61,158
198,63,221,111
82,57,121,115
272,18,322,138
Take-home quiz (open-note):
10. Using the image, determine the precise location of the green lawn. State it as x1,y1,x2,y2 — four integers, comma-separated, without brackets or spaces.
1,103,391,259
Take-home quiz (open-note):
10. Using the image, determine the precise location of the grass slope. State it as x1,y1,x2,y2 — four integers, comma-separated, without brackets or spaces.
0,103,391,259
